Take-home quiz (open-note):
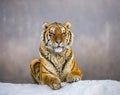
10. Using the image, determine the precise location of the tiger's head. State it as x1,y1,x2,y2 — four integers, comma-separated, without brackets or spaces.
41,22,73,53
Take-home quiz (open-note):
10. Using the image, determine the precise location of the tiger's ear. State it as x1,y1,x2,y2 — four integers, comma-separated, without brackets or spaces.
42,22,50,29
64,21,71,29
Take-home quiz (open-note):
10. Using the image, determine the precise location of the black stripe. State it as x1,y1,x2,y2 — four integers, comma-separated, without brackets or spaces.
43,31,47,42
33,62,40,74
48,59,58,71
34,62,40,67
62,51,72,72
68,31,72,45
42,64,55,76
71,62,75,71
43,31,49,46
42,72,48,74
62,60,67,71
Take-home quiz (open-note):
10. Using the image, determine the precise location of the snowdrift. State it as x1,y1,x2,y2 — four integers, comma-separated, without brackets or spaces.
0,80,120,95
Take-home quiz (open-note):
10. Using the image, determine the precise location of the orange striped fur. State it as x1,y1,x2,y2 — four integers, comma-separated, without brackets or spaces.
30,22,82,90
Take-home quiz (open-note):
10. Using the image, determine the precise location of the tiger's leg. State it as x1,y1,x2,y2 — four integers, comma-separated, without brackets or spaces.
66,59,82,83
40,64,61,90
30,58,40,84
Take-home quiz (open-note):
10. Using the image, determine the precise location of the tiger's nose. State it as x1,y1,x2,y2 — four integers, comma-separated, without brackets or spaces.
56,40,62,44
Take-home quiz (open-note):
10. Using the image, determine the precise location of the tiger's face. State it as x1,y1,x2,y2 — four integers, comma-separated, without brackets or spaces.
42,22,73,53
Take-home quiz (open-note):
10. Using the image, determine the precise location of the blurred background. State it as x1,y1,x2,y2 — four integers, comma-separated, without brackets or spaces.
0,0,120,83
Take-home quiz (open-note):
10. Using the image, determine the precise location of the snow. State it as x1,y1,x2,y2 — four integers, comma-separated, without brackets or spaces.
0,80,120,95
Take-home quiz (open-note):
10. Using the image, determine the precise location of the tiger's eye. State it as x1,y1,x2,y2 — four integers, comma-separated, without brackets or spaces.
49,34,52,37
49,33,55,37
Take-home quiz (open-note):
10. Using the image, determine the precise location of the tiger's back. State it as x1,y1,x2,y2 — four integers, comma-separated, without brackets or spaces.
30,22,82,90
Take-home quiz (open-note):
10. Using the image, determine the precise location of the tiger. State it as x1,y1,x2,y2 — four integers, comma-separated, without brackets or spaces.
30,21,82,90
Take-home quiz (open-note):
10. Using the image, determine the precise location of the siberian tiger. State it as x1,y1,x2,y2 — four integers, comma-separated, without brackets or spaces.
30,22,82,90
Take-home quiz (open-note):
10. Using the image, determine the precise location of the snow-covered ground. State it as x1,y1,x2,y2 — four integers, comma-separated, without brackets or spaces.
0,80,120,95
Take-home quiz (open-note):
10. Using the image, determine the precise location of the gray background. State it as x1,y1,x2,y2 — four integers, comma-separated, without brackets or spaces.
0,0,120,83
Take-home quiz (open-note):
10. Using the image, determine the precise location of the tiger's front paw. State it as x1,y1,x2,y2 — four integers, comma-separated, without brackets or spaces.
49,77,61,90
67,75,81,83
51,82,61,90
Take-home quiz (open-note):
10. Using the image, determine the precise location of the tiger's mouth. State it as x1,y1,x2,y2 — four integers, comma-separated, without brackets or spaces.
54,47,63,53
54,46,64,53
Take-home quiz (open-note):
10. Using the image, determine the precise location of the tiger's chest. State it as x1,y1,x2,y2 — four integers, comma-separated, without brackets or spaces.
50,54,70,81
40,47,72,80
49,52,72,78
50,53,66,72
